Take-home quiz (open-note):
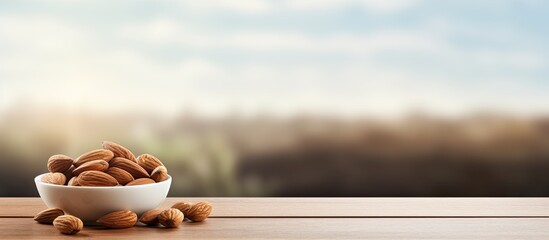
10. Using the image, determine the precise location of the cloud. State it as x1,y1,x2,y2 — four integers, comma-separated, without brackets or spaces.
120,19,443,55
283,0,419,14
119,18,546,72
167,0,420,15
177,0,273,14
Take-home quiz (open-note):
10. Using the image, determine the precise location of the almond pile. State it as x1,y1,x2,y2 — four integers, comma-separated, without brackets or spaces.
41,141,169,186
35,202,212,235
37,141,214,235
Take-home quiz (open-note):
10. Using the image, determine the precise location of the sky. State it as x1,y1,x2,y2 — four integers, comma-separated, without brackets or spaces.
0,0,548,117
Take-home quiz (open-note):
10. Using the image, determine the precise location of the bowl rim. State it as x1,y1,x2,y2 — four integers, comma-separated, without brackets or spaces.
35,173,171,189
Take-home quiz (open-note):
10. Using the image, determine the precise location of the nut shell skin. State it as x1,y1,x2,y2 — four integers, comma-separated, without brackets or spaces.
105,167,134,185
186,201,213,222
97,210,137,229
102,141,136,162
67,177,79,186
150,166,168,182
53,215,83,235
74,149,114,167
41,172,67,185
158,208,184,228
109,157,149,179
34,208,64,224
172,202,193,216
76,170,118,186
139,209,162,226
47,154,74,173
72,160,109,176
125,178,155,186
137,154,164,174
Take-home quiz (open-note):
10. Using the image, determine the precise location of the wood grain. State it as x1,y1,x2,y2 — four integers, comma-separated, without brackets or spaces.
1,217,548,239
2,198,549,217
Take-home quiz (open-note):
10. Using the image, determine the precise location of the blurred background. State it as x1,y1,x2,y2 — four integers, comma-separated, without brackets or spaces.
1,0,549,197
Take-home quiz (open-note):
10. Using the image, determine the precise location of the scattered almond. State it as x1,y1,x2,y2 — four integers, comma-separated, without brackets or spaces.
137,154,164,174
47,154,73,173
158,208,184,228
150,166,168,182
53,215,83,235
103,141,136,162
97,210,137,229
72,160,108,176
126,178,155,186
77,170,118,186
34,208,64,224
139,209,163,226
41,172,67,185
74,149,114,167
105,167,134,185
109,158,149,179
171,202,193,216
186,201,213,222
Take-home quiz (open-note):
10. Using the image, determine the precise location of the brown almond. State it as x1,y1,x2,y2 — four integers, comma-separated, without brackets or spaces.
72,160,108,176
158,208,184,228
53,215,83,235
63,165,75,181
171,202,193,216
150,166,168,182
67,177,79,186
47,154,73,173
97,210,137,229
77,170,118,186
126,178,155,186
34,208,64,224
102,141,136,162
139,209,162,226
186,201,212,222
109,158,149,179
41,173,66,185
136,154,163,174
74,149,114,167
105,167,134,185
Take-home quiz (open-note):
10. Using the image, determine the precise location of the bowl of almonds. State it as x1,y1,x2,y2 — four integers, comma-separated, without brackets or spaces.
35,141,171,223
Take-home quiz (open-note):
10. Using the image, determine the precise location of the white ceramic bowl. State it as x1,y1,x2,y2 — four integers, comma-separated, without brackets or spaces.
35,173,171,223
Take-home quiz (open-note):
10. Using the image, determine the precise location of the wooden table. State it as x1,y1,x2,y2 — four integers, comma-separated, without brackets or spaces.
1,198,549,239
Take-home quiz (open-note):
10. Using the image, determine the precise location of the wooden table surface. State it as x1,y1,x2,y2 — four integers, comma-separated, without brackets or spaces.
1,198,549,239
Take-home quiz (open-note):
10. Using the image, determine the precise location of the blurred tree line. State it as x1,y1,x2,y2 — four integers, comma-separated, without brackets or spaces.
1,104,549,196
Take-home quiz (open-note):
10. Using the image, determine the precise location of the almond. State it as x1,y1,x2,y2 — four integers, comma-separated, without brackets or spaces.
150,166,168,182
67,177,79,186
158,208,184,228
41,172,66,185
97,210,137,229
77,170,118,186
53,215,83,235
47,154,73,173
136,154,163,174
139,209,162,226
126,178,155,186
72,160,108,176
186,201,213,222
105,167,134,185
74,149,114,167
34,208,64,224
109,158,149,179
63,165,75,181
171,202,193,216
102,141,136,162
